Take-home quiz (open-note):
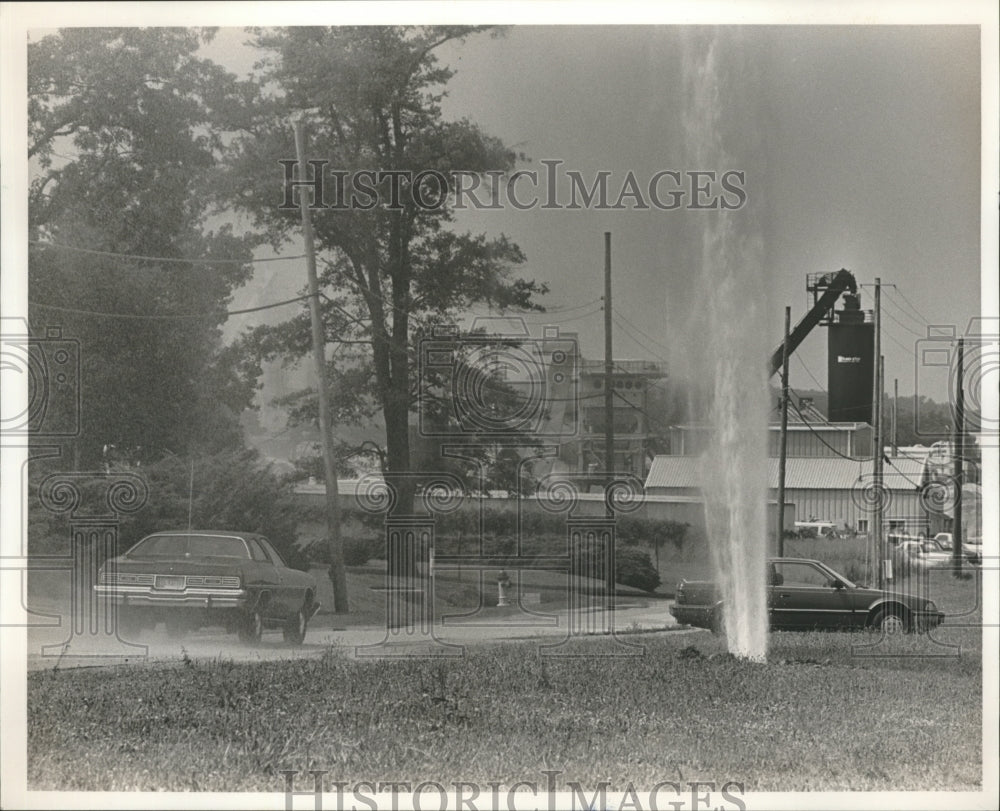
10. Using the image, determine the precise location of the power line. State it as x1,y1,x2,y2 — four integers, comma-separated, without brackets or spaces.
861,282,934,334
537,297,603,314
612,319,664,360
30,239,304,266
884,456,925,489
521,305,603,325
611,314,671,365
610,361,669,394
611,310,672,355
612,319,670,364
610,387,673,434
479,297,603,317
881,287,926,329
793,354,827,394
891,286,934,325
880,325,915,355
890,445,936,465
788,393,873,461
29,294,313,320
881,302,925,339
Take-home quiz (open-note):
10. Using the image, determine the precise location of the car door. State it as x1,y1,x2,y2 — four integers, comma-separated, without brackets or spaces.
245,537,285,618
770,561,856,629
257,537,304,616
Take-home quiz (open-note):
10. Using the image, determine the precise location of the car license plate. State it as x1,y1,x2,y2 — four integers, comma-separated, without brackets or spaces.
154,575,186,591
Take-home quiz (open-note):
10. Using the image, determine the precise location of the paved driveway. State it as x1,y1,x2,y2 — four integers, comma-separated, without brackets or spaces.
20,576,685,671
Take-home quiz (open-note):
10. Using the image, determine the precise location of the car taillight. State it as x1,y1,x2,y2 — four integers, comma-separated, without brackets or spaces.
98,568,107,584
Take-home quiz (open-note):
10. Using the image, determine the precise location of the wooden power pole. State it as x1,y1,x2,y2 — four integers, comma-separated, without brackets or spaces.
604,231,614,487
952,338,964,576
603,231,615,604
872,278,884,588
891,378,898,457
293,116,349,613
777,306,790,557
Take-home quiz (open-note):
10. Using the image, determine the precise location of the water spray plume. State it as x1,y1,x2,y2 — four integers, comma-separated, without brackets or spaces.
682,30,769,662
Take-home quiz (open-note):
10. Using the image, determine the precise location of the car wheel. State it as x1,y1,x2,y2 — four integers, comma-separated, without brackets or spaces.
283,604,309,645
238,609,263,644
872,607,909,635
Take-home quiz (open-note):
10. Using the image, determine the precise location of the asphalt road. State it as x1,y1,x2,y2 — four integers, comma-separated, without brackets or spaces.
20,572,686,671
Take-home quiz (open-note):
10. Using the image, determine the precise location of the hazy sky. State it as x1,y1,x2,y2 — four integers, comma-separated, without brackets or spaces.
203,23,984,405
6,8,992,410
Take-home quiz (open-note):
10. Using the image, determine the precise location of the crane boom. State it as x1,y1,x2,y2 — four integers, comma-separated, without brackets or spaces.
768,268,858,378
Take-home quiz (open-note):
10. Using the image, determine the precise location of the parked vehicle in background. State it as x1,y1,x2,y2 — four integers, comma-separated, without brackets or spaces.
934,532,982,564
933,532,954,550
962,538,983,564
94,530,320,644
794,521,840,539
893,538,955,576
670,557,943,635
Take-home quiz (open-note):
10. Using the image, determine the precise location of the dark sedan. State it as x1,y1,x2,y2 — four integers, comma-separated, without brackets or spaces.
670,557,943,634
94,530,320,644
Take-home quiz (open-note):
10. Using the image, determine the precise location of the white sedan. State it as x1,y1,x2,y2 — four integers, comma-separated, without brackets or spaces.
933,532,982,564
893,539,954,575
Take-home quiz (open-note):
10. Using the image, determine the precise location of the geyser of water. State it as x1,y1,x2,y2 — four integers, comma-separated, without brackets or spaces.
682,30,769,662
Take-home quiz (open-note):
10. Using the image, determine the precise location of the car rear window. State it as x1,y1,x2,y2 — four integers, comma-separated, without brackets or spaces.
128,534,249,559
127,535,180,558
186,536,249,558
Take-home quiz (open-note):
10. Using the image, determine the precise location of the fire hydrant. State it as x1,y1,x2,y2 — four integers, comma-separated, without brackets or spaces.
497,570,511,607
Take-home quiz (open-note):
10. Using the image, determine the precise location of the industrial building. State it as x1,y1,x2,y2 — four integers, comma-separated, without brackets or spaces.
646,272,930,535
646,417,928,535
574,357,664,479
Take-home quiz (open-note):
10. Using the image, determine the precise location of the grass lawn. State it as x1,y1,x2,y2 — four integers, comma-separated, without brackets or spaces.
309,563,656,629
28,586,983,793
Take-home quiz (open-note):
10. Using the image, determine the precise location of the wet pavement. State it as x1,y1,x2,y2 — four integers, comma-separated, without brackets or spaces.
23,597,690,671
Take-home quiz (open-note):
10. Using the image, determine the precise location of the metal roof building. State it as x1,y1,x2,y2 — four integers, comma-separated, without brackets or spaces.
645,453,927,534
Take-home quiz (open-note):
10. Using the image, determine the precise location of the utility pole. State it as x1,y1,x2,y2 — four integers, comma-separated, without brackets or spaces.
604,231,614,487
603,232,615,605
872,278,884,588
952,338,964,576
892,378,898,457
293,116,349,613
777,306,790,557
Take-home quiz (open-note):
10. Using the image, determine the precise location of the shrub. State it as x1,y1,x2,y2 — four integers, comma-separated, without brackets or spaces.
28,449,310,571
615,547,662,593
343,537,376,566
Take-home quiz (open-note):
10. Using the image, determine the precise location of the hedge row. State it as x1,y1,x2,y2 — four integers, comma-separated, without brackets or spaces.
304,504,688,548
329,537,661,592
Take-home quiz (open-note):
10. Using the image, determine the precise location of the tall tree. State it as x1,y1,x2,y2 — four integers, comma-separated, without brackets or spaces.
28,28,257,468
219,27,548,517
